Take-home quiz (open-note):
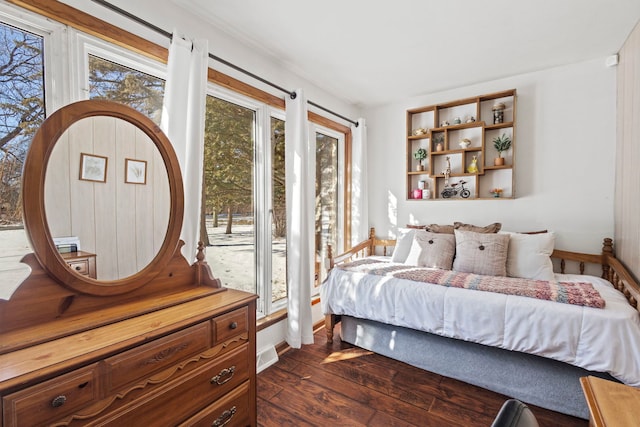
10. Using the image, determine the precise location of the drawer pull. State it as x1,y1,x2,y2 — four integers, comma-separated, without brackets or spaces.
212,406,236,427
75,265,82,271
210,365,235,385
51,395,67,408
229,321,238,330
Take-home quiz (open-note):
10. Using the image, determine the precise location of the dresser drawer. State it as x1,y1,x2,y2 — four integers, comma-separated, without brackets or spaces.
67,260,89,275
178,381,250,427
213,307,248,344
104,321,211,393
2,364,99,427
92,344,249,426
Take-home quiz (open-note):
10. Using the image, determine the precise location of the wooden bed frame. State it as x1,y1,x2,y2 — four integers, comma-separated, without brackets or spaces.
325,227,640,343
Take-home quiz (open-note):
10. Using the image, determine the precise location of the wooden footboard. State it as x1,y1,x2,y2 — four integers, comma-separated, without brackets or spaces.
324,228,640,343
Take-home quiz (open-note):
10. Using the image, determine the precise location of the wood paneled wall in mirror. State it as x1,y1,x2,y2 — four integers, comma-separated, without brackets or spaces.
45,115,169,281
23,100,183,295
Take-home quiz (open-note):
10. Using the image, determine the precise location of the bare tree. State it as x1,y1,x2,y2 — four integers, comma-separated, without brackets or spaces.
0,24,45,225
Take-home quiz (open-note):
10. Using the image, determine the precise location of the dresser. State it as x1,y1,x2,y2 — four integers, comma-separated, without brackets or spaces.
0,100,258,426
60,251,97,279
0,289,257,426
580,376,640,427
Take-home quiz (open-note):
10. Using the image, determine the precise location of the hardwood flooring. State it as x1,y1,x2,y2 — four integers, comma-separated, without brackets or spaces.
257,326,588,427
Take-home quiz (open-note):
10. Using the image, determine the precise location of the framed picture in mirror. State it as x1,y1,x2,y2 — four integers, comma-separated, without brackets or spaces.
125,158,147,184
79,153,108,183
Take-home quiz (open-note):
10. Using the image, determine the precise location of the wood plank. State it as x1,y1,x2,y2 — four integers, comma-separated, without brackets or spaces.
257,397,315,427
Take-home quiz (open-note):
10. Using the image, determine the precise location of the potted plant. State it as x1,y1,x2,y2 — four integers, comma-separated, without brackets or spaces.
492,133,512,166
414,147,427,171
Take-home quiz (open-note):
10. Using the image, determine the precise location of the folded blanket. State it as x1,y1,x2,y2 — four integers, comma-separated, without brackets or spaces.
338,259,605,308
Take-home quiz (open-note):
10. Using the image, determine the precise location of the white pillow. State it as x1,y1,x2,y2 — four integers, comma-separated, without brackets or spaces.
391,228,416,263
404,230,455,269
501,231,555,280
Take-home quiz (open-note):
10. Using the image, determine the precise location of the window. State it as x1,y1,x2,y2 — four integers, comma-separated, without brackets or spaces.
202,89,289,317
314,127,345,287
88,55,165,123
73,32,166,122
202,95,257,296
270,117,287,304
0,4,65,295
0,22,45,230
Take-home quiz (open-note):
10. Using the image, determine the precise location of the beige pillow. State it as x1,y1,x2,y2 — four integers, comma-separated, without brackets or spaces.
453,229,510,276
454,222,502,233
425,224,456,234
404,230,455,269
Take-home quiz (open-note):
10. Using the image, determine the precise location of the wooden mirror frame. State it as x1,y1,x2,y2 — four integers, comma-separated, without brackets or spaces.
22,100,184,296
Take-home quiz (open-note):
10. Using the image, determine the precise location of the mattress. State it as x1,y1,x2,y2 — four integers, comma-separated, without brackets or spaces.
320,260,640,387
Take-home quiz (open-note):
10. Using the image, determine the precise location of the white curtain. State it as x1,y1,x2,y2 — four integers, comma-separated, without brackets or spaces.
351,118,368,246
285,89,315,348
160,31,209,263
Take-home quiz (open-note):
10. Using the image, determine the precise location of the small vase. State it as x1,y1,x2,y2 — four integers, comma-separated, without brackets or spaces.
493,193,500,198
416,164,424,171
436,143,443,152
494,157,505,166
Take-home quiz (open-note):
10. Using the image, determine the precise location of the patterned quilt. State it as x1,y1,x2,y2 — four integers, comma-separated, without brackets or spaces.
338,259,605,308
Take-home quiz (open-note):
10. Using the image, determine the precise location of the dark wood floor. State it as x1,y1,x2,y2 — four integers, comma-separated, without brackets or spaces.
257,326,588,427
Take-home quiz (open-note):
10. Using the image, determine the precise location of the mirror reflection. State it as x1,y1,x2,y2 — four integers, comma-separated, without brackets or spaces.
44,115,169,280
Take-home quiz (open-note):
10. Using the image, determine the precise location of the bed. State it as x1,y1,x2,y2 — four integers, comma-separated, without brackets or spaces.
321,226,640,419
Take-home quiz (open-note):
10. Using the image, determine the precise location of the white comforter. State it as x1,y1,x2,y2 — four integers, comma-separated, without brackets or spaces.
320,260,640,387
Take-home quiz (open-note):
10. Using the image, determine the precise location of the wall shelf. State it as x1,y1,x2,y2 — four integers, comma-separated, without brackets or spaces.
406,89,517,200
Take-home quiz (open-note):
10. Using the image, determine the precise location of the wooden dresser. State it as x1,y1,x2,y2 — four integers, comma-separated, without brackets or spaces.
0,289,256,426
60,251,97,279
0,100,258,426
580,376,640,427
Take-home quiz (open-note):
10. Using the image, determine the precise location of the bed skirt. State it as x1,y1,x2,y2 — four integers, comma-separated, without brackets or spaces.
339,315,616,419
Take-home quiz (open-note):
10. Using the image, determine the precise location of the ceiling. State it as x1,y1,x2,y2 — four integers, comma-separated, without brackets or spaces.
172,0,640,109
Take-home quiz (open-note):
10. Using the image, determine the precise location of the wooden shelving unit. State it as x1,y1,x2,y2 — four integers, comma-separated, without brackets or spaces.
406,89,517,200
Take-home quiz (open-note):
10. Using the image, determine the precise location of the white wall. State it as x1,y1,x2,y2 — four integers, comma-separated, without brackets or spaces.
615,20,640,278
364,58,616,254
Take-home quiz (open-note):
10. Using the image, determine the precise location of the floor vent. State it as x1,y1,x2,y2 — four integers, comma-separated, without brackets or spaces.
256,345,279,373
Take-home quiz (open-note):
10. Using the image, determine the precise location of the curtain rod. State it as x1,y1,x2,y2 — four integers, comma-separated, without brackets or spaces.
91,0,359,127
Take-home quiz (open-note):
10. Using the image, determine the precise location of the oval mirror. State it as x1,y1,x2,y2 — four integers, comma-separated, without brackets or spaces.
23,100,184,296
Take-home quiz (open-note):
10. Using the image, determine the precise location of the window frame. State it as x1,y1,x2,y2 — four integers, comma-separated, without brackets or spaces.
70,30,167,102
206,84,288,318
310,123,346,292
0,2,68,113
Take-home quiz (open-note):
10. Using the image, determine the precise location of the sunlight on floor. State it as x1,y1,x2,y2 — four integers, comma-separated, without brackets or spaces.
322,348,373,364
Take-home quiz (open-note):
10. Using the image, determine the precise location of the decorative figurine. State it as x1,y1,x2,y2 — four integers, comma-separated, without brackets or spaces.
440,120,450,127
459,138,471,149
492,102,505,124
466,116,476,123
453,117,462,125
467,155,478,173
443,156,451,187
